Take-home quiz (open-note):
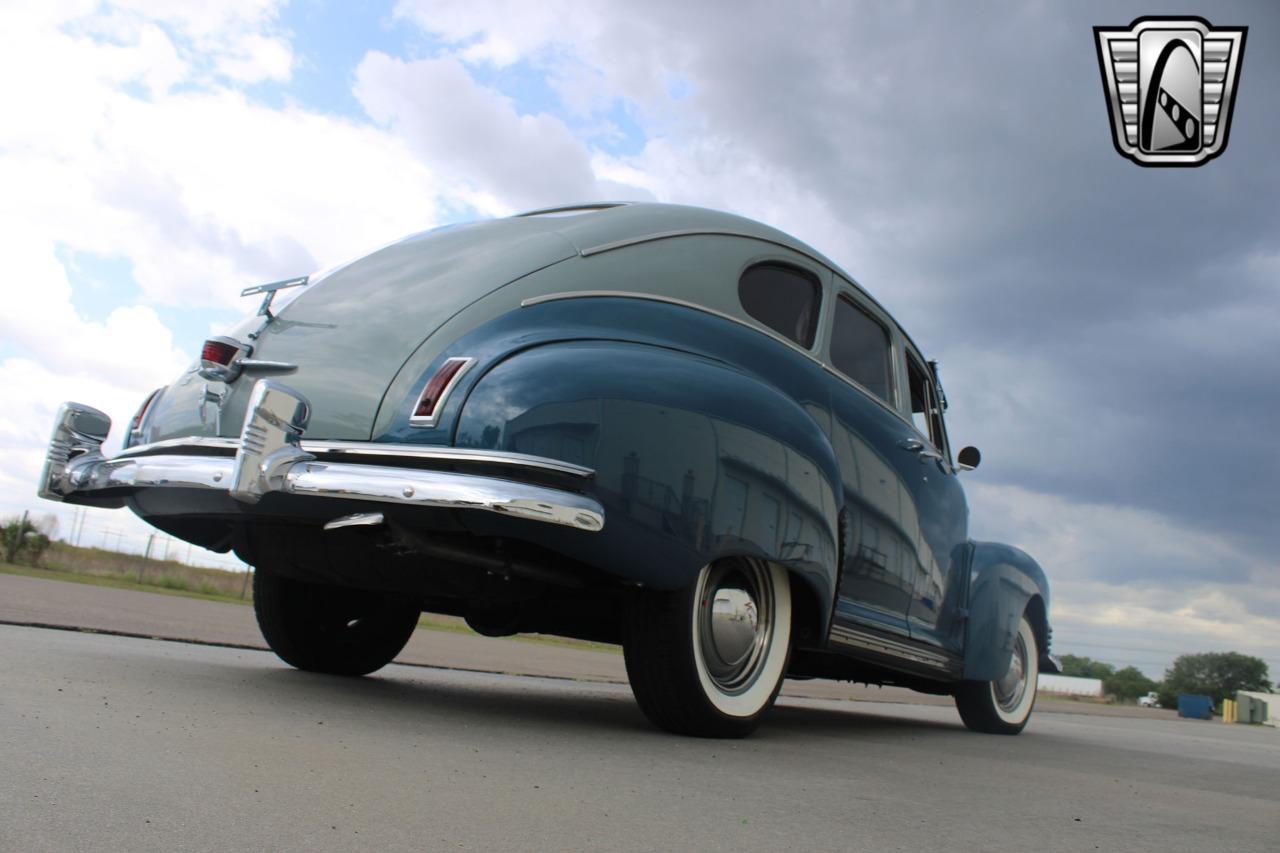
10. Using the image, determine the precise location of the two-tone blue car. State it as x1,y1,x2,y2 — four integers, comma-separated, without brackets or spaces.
39,202,1056,738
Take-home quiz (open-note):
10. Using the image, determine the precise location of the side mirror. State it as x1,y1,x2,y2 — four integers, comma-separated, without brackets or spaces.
956,446,981,471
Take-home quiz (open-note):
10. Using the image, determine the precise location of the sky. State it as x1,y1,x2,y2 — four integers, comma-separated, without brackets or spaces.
0,0,1276,679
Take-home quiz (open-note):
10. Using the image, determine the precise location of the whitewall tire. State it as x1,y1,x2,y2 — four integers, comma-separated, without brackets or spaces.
954,613,1039,735
623,559,792,738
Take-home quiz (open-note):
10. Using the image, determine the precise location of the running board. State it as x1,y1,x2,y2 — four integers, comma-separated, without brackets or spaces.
829,623,963,676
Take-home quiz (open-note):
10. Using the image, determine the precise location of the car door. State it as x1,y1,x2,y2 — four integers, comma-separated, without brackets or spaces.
899,351,970,656
823,289,921,639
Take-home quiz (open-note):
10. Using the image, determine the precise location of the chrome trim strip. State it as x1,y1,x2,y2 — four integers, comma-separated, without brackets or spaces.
517,202,630,217
304,442,595,478
408,356,475,429
117,438,595,479
521,290,822,363
829,624,958,672
520,289,919,431
578,228,836,272
238,359,298,373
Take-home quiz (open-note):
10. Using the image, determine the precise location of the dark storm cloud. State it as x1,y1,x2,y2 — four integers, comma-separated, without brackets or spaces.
652,1,1280,579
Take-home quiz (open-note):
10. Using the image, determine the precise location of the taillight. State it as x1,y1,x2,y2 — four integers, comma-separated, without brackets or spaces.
410,357,474,426
127,387,164,445
198,336,248,382
201,338,239,365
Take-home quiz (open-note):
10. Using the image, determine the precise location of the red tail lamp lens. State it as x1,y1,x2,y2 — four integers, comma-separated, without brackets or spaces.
413,358,471,419
201,339,239,365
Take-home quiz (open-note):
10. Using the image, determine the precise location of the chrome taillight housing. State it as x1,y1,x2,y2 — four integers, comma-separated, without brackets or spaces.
410,357,474,427
199,336,249,382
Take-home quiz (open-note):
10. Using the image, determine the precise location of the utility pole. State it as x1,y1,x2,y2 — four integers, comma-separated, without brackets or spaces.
139,534,155,584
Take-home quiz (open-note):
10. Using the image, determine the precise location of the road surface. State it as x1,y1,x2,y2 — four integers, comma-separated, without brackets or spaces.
2,624,1277,852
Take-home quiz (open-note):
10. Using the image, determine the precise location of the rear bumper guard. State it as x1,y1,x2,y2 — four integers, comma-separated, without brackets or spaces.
38,380,605,533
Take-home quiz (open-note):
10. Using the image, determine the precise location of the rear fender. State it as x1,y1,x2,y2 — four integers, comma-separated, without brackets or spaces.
963,541,1051,681
453,340,841,636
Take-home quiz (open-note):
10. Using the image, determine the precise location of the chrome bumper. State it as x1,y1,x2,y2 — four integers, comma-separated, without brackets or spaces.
38,380,605,533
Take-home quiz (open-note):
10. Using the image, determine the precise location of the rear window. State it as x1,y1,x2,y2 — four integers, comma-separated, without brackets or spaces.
738,264,821,348
830,296,893,402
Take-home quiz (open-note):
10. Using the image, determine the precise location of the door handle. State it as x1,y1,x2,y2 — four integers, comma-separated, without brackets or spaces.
900,438,943,463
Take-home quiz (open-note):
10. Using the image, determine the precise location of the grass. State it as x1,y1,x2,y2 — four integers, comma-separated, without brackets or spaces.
3,541,619,654
414,612,621,655
2,539,254,605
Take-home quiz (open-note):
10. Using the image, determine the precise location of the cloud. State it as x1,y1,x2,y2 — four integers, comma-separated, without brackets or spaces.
966,481,1280,674
0,1,450,570
354,51,605,212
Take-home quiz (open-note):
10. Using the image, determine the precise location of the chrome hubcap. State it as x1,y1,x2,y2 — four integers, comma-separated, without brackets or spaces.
994,631,1029,712
696,561,773,694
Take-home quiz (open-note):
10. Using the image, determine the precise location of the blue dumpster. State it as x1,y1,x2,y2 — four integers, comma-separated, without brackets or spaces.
1177,693,1213,719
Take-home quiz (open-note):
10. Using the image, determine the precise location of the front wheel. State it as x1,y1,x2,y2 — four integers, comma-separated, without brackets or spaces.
253,566,421,677
954,613,1039,734
623,559,792,738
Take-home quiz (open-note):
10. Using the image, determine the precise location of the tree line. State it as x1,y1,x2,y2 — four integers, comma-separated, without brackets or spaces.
1059,652,1272,707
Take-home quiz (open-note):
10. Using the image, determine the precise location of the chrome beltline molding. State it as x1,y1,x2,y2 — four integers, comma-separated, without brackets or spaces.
520,290,923,432
117,436,595,479
39,387,605,533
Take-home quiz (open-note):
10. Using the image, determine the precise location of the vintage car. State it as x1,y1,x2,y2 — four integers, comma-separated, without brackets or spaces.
40,202,1056,737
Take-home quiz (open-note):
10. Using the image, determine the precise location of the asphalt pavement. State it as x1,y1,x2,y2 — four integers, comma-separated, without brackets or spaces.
0,573,1179,716
2,625,1277,853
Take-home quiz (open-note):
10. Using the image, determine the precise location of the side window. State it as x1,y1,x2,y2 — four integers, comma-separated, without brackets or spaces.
738,263,821,348
907,355,946,451
830,296,893,402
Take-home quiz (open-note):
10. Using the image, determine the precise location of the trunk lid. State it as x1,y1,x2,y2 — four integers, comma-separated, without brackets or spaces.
148,218,577,441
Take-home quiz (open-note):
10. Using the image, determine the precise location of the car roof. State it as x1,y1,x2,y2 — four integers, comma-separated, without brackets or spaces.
386,202,923,360
515,202,842,269
513,203,928,356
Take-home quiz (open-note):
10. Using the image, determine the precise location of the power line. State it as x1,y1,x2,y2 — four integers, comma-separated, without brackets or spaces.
1058,640,1181,655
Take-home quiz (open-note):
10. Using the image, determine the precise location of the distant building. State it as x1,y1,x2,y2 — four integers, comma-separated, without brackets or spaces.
1232,691,1275,726
1037,675,1104,698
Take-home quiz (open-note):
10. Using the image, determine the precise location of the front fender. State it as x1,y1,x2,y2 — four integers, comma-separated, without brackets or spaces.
963,540,1052,681
454,339,841,635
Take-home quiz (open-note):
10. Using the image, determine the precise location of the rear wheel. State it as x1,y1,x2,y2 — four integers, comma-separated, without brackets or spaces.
954,614,1039,734
623,559,791,738
253,566,421,676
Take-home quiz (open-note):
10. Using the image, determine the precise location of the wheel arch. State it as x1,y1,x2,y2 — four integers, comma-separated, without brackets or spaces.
962,540,1052,682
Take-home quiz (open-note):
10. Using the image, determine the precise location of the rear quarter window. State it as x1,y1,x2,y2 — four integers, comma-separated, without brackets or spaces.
738,264,821,348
